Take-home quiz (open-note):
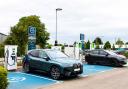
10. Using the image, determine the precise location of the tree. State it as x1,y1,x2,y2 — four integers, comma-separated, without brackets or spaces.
84,42,86,48
4,36,17,45
125,42,128,45
104,41,111,49
116,38,124,48
93,37,103,49
95,43,100,49
93,37,103,45
45,43,52,49
112,44,116,50
85,40,90,49
4,15,49,56
0,44,4,57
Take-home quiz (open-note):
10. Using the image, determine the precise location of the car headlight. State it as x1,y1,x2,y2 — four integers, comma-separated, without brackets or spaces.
118,57,126,61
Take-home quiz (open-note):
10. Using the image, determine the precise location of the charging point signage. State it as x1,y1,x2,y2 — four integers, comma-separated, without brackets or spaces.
80,33,85,50
4,45,18,70
80,33,84,41
28,26,36,50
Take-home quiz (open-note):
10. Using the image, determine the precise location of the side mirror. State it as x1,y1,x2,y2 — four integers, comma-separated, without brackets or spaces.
43,57,49,61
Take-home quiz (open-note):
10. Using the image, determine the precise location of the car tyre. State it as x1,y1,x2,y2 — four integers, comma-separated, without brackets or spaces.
23,63,30,73
50,66,61,80
111,60,121,67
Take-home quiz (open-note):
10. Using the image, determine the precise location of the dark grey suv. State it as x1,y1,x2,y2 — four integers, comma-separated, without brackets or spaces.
85,49,127,67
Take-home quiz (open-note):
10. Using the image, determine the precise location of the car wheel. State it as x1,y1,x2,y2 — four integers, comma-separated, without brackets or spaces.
111,60,121,67
23,63,30,73
50,66,61,80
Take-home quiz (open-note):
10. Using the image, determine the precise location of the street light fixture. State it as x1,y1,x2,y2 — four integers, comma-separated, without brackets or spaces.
55,8,62,46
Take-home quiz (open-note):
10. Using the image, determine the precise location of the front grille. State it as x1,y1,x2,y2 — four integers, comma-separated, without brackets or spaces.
64,63,83,76
73,64,78,68
78,63,81,67
73,63,81,68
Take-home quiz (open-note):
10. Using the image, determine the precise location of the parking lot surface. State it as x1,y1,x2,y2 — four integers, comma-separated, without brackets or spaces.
7,64,114,89
41,67,128,89
7,72,59,89
82,64,113,76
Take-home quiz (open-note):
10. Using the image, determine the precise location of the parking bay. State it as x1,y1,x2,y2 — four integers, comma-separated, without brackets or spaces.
7,64,114,89
81,64,113,77
7,72,59,89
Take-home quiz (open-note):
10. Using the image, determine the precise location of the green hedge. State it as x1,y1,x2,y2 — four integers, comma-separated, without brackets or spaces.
123,52,128,58
0,66,8,89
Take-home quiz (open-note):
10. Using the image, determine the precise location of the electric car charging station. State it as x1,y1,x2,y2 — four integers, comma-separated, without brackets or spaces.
4,45,18,70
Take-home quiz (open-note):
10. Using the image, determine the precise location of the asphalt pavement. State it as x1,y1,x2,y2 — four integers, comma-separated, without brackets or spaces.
40,67,128,89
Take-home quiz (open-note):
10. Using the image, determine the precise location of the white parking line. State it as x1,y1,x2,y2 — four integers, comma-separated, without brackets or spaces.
80,68,117,77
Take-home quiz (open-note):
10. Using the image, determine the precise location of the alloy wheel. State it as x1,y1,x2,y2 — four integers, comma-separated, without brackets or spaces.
23,63,30,73
50,67,61,80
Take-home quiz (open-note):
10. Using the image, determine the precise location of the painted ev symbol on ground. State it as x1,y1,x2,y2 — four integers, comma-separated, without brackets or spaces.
8,77,26,82
8,72,58,89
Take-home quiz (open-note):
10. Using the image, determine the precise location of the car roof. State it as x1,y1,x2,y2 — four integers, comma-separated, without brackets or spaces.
27,49,57,53
90,49,112,53
90,49,104,51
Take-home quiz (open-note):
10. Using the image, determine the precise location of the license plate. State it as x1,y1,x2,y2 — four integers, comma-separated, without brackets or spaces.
74,68,80,71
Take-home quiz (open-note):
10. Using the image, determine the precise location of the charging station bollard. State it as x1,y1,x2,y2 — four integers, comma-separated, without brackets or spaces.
4,45,18,71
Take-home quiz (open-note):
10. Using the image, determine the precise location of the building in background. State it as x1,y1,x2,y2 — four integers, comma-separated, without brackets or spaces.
0,33,7,44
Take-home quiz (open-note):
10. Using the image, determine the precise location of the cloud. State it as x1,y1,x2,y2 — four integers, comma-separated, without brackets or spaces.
0,0,128,44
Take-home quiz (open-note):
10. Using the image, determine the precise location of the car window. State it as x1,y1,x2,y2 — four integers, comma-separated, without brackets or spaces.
91,50,99,54
99,50,107,55
46,50,68,59
106,50,118,56
39,51,48,58
29,50,39,57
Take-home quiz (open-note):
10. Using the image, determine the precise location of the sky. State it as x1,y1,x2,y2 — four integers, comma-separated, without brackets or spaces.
0,0,128,44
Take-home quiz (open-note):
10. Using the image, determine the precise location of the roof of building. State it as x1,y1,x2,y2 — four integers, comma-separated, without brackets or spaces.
0,33,8,36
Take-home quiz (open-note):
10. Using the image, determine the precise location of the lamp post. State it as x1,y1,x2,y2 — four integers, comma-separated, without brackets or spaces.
55,8,62,46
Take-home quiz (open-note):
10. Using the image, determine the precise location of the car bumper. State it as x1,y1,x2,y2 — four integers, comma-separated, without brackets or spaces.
63,65,83,76
119,60,127,65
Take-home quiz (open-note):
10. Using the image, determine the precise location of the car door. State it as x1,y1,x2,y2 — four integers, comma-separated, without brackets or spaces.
89,50,100,63
28,50,42,69
98,50,109,65
39,51,51,71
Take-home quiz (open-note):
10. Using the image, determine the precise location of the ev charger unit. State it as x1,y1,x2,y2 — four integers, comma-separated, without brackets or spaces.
4,45,18,70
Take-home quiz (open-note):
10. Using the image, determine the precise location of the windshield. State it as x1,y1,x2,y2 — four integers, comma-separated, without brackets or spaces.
46,50,68,59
